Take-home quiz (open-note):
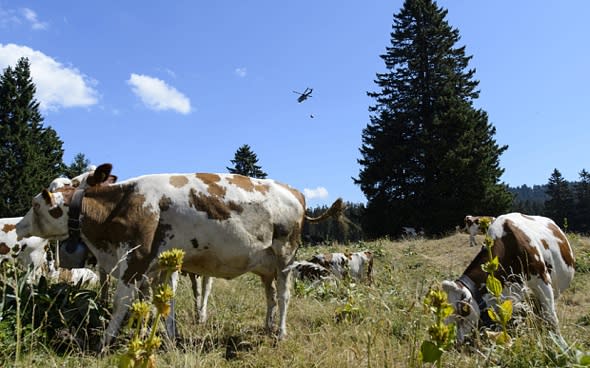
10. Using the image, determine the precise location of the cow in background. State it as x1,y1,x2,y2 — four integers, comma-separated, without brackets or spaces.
284,260,332,283
402,226,424,238
0,217,49,282
443,213,575,344
47,258,100,286
308,251,373,284
463,215,496,247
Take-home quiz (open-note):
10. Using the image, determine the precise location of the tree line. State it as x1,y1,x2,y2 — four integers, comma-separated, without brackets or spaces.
303,168,590,245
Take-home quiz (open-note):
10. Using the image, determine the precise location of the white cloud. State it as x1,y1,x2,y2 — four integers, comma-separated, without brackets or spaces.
0,6,48,30
304,187,329,200
0,6,20,28
21,8,47,30
234,67,247,78
0,43,99,110
127,73,191,114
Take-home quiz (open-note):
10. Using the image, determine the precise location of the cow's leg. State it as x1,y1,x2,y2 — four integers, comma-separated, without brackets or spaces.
529,276,559,330
188,273,212,323
188,273,200,320
165,270,180,340
102,280,137,350
261,275,277,333
276,261,292,339
99,268,109,305
199,276,213,323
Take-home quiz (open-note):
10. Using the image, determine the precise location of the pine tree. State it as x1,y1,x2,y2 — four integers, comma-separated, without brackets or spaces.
0,57,65,217
544,169,573,228
63,152,92,178
226,144,267,178
355,0,511,237
573,169,590,232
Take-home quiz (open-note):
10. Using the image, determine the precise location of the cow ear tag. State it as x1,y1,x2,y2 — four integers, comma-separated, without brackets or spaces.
458,301,471,317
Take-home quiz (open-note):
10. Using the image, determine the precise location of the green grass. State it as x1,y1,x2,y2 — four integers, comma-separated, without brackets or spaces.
1,232,589,367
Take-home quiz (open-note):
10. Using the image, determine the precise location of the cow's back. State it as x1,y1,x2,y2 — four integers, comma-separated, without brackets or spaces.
488,213,575,295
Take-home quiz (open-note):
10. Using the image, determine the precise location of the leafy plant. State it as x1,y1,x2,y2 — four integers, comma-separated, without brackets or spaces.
119,248,185,368
479,217,513,345
420,287,455,368
0,262,108,357
334,295,363,323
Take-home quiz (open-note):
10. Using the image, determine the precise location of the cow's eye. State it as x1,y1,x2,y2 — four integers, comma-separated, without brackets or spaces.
457,300,471,317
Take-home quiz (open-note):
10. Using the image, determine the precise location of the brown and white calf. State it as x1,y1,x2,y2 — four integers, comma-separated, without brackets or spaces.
16,164,343,349
1,217,49,281
284,260,332,282
463,215,496,247
308,251,373,284
47,258,100,286
443,213,575,343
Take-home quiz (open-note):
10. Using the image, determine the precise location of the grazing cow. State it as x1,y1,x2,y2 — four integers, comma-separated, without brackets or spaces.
47,259,100,286
284,260,332,282
0,217,49,281
16,164,344,349
402,226,424,238
442,213,575,343
463,215,496,247
308,251,373,284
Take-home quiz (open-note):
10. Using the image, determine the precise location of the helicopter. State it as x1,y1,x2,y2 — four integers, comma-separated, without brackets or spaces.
293,87,313,103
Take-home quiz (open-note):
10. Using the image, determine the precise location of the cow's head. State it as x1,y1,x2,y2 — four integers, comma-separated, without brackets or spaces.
462,215,478,232
16,163,115,241
441,280,480,344
16,188,72,240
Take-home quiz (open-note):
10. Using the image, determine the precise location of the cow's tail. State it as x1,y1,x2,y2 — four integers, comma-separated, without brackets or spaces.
305,198,345,223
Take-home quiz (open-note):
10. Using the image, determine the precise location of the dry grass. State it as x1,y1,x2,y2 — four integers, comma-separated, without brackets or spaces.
6,232,590,367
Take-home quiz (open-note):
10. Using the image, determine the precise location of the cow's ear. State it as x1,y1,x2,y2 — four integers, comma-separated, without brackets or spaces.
87,163,113,186
106,174,118,184
42,189,53,205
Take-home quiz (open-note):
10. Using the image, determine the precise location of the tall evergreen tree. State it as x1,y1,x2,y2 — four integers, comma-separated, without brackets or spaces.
544,168,573,229
63,152,92,178
227,144,267,178
0,57,65,217
355,0,511,237
573,169,590,233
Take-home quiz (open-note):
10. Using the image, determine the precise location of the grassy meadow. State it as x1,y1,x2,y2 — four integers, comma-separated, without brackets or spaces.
2,232,590,367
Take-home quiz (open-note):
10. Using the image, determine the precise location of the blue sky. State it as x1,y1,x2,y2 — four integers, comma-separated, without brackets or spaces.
1,1,589,206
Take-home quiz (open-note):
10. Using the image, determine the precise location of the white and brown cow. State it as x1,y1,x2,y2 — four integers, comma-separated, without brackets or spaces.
463,215,496,247
443,213,575,343
308,251,373,284
16,164,343,349
1,217,49,281
284,260,332,282
47,258,100,286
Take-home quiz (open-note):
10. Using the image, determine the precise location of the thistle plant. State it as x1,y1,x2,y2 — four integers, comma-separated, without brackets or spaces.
479,217,513,345
420,287,456,368
119,249,184,368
